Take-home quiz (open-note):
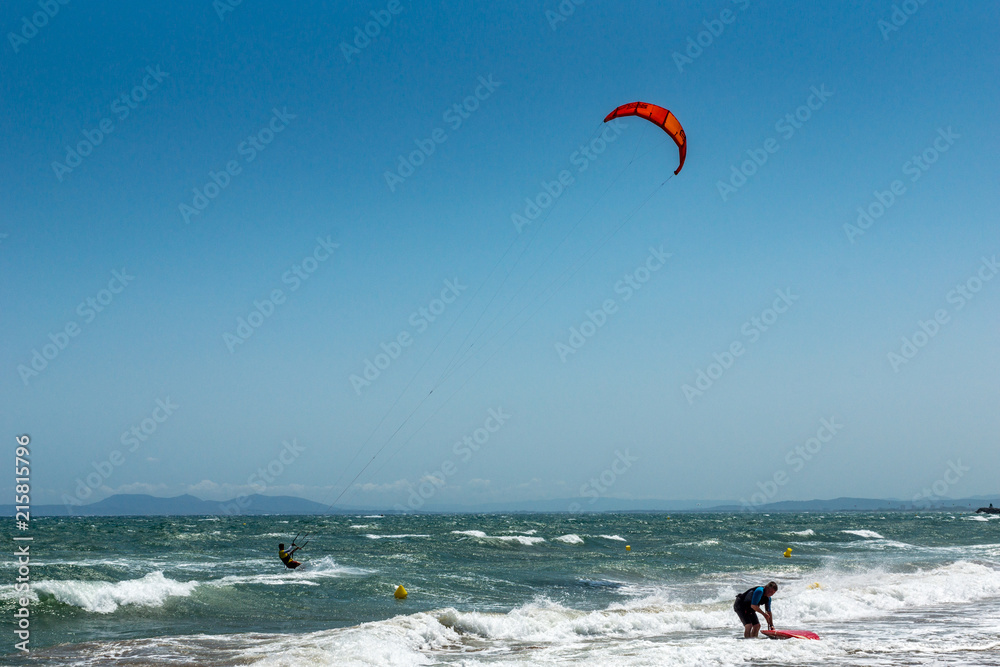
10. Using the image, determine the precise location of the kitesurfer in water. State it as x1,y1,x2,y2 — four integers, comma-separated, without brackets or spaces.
278,542,302,569
734,581,777,637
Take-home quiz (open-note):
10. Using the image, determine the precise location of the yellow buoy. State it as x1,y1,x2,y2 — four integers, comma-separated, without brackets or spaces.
626,545,631,552
394,585,407,599
783,548,792,558
808,582,822,590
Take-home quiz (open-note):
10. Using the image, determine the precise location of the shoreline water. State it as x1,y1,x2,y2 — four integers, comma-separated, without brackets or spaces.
3,511,999,665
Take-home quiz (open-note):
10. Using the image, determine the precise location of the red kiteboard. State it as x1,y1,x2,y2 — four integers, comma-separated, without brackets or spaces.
762,629,820,640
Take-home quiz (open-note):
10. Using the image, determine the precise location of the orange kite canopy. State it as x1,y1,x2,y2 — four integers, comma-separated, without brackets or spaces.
604,102,686,175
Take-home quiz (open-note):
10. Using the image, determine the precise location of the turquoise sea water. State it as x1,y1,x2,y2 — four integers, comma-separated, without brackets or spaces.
2,512,999,665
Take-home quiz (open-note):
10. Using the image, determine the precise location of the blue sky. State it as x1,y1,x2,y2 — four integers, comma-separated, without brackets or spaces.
2,0,998,510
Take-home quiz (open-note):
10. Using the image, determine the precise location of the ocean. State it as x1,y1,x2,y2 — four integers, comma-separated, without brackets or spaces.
3,512,999,665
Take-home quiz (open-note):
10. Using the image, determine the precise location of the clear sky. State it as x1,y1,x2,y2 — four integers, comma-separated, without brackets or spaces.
2,0,998,510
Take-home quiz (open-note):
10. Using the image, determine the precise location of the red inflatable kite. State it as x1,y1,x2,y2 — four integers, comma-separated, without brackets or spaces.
604,102,686,175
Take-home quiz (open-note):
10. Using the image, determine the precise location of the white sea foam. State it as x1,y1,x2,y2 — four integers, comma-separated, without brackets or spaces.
452,529,488,538
779,560,1000,623
109,615,828,667
442,561,1000,639
866,539,915,550
841,529,884,539
243,612,464,666
451,530,545,546
674,539,720,547
210,573,322,587
29,556,374,614
786,529,816,536
599,534,627,541
241,594,813,666
364,534,430,540
554,534,584,544
451,560,994,640
34,571,198,613
201,556,372,588
288,555,372,576
350,524,372,529
22,557,144,570
28,558,1000,666
964,515,989,522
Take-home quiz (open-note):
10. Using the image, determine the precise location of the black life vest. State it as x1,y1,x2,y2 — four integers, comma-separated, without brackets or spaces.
736,586,766,608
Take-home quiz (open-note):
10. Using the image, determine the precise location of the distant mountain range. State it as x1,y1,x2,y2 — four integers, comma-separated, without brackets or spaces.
7,493,997,517
431,496,996,514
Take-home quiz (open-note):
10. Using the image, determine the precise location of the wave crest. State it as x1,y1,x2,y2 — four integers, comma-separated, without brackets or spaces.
841,529,885,539
451,530,545,546
35,571,197,613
